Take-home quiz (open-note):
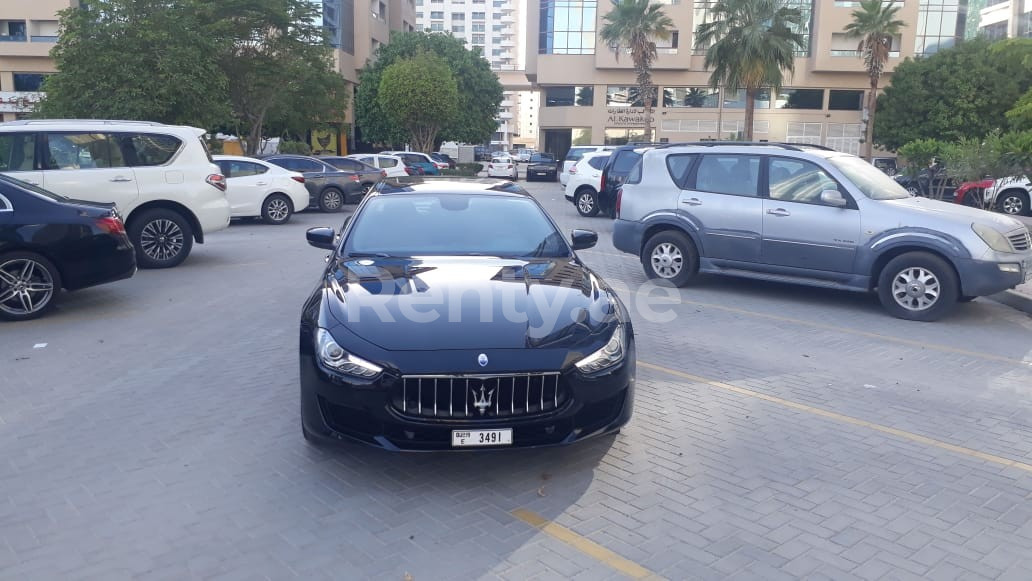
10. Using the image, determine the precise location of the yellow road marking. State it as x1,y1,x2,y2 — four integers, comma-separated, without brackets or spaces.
511,509,666,580
639,361,1032,474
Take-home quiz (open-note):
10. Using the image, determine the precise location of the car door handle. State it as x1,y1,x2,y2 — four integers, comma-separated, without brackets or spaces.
767,208,791,217
255,181,268,186
24,179,40,185
109,176,132,183
682,198,703,206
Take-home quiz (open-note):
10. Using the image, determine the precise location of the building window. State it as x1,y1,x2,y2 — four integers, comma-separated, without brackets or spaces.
722,89,773,109
774,88,824,109
916,0,967,56
341,0,355,54
980,21,1007,40
1,20,27,41
473,23,486,32
663,87,719,108
544,85,594,106
786,121,822,145
604,128,649,145
452,13,465,20
453,24,465,32
430,22,444,31
828,89,864,111
826,123,862,155
472,11,486,19
12,73,50,92
694,1,812,55
539,0,597,55
607,85,660,107
430,11,444,18
472,33,485,44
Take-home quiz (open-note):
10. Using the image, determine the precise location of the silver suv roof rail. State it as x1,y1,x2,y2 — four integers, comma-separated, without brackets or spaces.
0,119,168,126
654,141,836,152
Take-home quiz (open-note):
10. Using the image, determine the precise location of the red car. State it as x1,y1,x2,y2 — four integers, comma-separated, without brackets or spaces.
953,179,993,208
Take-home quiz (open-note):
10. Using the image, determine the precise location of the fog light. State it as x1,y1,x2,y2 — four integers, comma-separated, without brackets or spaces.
998,263,1021,273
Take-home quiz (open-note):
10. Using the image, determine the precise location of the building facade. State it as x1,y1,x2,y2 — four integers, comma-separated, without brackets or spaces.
977,0,1032,39
0,0,75,122
525,0,970,157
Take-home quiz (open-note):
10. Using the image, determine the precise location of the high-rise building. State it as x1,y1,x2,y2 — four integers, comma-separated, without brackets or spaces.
977,0,1032,39
0,1,75,122
525,0,969,157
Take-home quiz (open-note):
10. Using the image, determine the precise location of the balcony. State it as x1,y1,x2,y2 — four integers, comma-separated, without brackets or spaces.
30,36,58,42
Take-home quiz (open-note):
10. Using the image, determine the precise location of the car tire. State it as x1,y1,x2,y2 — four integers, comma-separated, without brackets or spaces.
906,185,921,197
642,230,699,287
876,252,959,322
319,188,345,213
996,189,1030,216
129,208,194,269
962,191,982,208
261,194,293,225
0,251,62,321
575,188,600,217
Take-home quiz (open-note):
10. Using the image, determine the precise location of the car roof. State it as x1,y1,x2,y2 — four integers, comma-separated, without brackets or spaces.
0,119,206,137
374,177,531,197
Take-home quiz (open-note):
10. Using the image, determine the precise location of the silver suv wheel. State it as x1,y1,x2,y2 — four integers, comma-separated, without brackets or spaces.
650,243,683,279
890,266,940,311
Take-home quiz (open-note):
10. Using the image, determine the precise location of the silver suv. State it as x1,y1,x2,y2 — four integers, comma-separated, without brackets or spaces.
613,143,1032,321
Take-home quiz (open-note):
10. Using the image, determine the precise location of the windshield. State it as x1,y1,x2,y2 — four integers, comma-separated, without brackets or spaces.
530,154,554,163
346,194,570,258
829,156,911,200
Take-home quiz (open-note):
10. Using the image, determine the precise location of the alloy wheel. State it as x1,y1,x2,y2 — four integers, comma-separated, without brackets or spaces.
577,193,595,214
140,219,185,262
267,198,290,222
650,243,683,279
891,267,941,311
323,190,343,211
0,258,55,317
1000,194,1024,215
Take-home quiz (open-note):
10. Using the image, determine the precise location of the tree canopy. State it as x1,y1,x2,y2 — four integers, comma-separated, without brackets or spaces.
378,53,459,153
874,38,1032,151
354,31,503,148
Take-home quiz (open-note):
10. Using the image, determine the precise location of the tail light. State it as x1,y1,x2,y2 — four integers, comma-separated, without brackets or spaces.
404,167,416,175
291,176,306,183
615,188,623,218
569,166,577,175
206,173,227,192
380,170,387,178
507,165,513,169
96,215,127,236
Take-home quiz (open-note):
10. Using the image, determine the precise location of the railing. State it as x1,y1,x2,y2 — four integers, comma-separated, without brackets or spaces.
0,35,27,42
30,35,58,42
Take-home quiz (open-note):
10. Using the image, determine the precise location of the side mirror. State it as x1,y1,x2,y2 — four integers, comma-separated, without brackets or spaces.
306,227,336,250
570,229,598,250
820,190,848,208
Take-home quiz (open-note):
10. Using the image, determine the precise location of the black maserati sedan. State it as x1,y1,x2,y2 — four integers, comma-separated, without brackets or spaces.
525,152,558,182
0,174,136,321
299,179,635,451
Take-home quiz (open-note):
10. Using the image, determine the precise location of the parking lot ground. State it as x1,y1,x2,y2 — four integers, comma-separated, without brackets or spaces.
2,179,1032,580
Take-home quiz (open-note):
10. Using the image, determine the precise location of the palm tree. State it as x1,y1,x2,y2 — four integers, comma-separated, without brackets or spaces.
694,0,805,141
600,0,675,142
844,0,905,160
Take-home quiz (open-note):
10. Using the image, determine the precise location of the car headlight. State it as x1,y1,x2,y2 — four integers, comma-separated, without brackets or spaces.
316,328,383,379
575,324,626,374
971,223,1013,253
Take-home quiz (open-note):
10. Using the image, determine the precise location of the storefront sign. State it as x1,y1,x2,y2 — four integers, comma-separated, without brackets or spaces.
0,92,43,113
606,107,655,127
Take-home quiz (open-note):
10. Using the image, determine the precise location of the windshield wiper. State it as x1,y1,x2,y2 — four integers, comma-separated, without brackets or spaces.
345,252,392,258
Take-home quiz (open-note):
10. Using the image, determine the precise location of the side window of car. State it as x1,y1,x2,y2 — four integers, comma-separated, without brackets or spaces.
45,133,126,170
380,157,397,168
611,151,640,175
270,158,296,171
124,133,181,167
587,155,609,170
216,160,233,177
694,155,761,197
768,158,841,205
230,161,267,177
665,154,697,188
0,132,36,172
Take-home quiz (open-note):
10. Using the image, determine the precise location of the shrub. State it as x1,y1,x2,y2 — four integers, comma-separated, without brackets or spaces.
278,140,312,155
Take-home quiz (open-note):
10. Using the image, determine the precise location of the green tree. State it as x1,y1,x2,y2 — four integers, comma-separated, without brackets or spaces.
1007,89,1032,131
844,0,906,161
355,32,503,148
599,0,675,141
378,54,459,153
37,0,229,126
874,38,1032,150
694,0,805,141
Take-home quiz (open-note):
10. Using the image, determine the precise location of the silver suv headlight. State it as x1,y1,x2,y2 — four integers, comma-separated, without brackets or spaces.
971,223,1013,253
316,328,383,379
575,324,626,374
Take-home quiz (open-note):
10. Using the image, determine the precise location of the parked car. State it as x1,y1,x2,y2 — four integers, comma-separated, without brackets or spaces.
613,142,1032,321
382,151,441,175
560,145,613,186
985,176,1031,216
299,179,634,449
893,166,958,199
872,157,898,176
515,149,534,163
598,144,660,218
213,155,309,225
0,174,136,321
525,153,558,182
259,154,363,212
345,153,410,178
318,156,386,193
0,120,231,269
486,155,518,179
953,179,994,208
429,152,455,170
564,151,612,217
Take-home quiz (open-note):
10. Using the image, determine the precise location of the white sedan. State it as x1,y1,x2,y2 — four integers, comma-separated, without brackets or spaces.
214,155,310,225
347,153,410,178
486,156,518,179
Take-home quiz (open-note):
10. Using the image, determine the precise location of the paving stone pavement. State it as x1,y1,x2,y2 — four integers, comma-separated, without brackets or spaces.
1,177,1031,580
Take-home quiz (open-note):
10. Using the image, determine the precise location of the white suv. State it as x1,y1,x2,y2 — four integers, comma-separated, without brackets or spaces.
560,145,613,186
0,120,230,268
564,150,612,216
985,176,1031,217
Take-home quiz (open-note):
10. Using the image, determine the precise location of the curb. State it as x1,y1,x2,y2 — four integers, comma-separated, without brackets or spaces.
988,289,1032,316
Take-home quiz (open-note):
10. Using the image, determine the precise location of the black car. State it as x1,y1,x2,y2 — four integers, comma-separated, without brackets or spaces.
525,153,558,182
318,156,385,194
598,143,661,218
0,174,136,321
299,179,635,451
260,154,364,212
894,166,957,199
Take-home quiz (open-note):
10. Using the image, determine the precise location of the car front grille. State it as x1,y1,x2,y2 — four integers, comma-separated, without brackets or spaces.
392,373,568,420
1009,230,1031,252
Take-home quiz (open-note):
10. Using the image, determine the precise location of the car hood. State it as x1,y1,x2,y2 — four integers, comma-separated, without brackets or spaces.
880,196,1025,232
322,256,619,350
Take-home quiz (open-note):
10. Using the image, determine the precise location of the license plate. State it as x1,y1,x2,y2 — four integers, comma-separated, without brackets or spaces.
452,429,512,447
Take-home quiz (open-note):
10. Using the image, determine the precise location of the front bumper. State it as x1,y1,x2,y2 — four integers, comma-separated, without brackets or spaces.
955,256,1032,296
300,350,635,452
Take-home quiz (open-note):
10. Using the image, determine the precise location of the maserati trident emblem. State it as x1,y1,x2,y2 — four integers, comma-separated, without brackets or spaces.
472,386,494,415
477,353,489,367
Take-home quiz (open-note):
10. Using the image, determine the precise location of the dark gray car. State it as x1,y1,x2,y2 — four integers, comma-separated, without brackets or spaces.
260,154,363,212
319,156,384,194
613,143,1032,321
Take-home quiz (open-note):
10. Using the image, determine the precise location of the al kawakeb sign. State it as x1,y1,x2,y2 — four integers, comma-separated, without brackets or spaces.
606,107,655,127
0,92,43,113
